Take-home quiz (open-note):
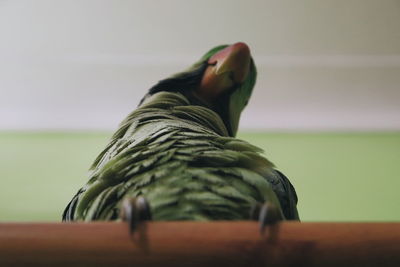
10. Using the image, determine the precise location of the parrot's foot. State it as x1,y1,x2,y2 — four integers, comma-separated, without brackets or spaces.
120,196,152,235
251,202,283,234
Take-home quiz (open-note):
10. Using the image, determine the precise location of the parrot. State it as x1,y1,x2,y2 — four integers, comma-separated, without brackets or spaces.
62,42,299,232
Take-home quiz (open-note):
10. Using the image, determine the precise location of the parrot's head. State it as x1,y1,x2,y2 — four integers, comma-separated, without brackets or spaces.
142,42,257,137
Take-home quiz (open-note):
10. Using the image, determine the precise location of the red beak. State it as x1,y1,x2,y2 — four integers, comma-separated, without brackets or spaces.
208,42,251,83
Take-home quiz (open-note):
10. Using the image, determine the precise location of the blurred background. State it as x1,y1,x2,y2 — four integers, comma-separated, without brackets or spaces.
0,0,399,222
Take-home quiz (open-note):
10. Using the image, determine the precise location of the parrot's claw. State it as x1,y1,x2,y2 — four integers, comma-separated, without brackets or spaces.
120,196,152,235
258,202,283,234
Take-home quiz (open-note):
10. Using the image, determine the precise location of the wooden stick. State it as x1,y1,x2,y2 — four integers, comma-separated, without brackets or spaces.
0,221,399,266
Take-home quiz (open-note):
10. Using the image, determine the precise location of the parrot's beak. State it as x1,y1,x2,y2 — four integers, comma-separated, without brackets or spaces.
197,42,252,102
208,42,251,84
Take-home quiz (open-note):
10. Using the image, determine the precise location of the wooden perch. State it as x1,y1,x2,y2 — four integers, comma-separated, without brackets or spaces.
0,221,399,266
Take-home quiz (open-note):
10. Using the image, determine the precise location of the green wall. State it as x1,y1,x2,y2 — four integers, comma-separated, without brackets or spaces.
1,132,399,222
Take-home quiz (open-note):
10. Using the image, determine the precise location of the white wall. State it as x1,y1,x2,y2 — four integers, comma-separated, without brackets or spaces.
1,0,399,131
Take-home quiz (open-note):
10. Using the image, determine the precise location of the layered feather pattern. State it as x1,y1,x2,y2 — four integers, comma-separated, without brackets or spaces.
63,91,297,221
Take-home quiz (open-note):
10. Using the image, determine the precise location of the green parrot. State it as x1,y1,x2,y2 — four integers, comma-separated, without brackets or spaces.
63,43,299,230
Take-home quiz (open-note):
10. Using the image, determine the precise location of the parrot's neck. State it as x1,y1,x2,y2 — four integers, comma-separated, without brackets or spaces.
179,89,234,136
137,91,230,137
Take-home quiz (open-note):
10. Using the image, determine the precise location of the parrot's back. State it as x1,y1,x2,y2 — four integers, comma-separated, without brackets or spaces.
63,92,298,221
